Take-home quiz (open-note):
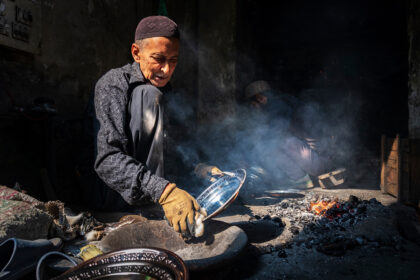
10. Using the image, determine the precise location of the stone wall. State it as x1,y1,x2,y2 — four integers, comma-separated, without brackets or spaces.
0,0,140,200
0,0,138,115
196,0,237,123
0,0,237,125
408,0,420,138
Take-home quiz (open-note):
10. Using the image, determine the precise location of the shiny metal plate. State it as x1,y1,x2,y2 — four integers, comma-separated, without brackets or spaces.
196,169,246,220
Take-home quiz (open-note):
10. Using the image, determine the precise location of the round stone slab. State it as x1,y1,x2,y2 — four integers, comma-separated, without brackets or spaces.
98,219,248,271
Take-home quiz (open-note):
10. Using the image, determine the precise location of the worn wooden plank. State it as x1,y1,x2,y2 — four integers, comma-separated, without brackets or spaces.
383,137,420,205
387,158,409,172
386,158,398,168
388,150,399,161
386,167,398,184
385,182,399,197
387,138,399,151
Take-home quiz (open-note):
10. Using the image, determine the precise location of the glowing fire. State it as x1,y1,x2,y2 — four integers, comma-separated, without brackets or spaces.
309,200,340,219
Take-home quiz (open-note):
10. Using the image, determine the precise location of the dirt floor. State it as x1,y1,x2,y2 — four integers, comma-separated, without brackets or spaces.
56,176,420,280
189,182,420,280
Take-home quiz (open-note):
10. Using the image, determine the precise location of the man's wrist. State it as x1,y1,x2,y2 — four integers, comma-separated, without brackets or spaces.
159,183,176,204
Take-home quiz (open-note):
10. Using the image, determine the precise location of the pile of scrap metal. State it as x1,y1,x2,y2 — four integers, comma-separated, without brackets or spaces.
0,185,103,243
0,185,189,279
39,201,104,242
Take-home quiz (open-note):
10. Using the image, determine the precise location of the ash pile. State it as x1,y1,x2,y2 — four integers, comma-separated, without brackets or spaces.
249,193,410,257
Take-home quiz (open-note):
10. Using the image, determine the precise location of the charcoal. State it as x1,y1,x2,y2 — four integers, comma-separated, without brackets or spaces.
263,215,271,220
284,242,293,249
310,239,320,245
366,235,376,242
280,201,289,209
396,217,420,244
345,239,358,249
259,245,273,254
264,244,275,253
355,237,365,245
289,226,300,235
316,241,346,256
347,195,359,204
357,205,366,213
319,217,329,225
295,239,304,246
254,215,261,220
277,248,287,258
343,219,353,227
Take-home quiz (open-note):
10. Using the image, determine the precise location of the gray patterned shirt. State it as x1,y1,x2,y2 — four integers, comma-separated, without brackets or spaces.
94,62,169,205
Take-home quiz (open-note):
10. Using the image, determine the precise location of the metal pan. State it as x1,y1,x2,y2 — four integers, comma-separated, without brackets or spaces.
196,169,246,220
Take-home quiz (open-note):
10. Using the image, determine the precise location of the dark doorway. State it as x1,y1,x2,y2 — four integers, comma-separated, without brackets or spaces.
236,0,408,154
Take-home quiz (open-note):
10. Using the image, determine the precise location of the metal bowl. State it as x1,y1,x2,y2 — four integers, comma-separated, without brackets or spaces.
196,169,246,220
52,247,188,280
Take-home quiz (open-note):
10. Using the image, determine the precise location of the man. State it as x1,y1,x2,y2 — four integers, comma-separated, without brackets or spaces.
94,16,205,237
243,80,345,189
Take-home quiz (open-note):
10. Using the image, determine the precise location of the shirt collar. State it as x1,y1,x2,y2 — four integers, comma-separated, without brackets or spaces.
128,62,145,84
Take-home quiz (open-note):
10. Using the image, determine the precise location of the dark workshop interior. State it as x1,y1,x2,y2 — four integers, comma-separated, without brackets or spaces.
0,0,419,279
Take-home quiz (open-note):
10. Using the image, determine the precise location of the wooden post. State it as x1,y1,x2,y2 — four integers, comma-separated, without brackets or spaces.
396,134,402,202
380,135,386,193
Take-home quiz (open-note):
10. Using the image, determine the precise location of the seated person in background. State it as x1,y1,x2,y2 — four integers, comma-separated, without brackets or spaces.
241,80,345,189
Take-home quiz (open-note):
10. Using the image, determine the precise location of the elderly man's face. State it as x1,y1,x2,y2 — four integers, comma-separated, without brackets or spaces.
131,37,179,87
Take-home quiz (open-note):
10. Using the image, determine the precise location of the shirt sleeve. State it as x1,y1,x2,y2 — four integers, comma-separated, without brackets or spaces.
93,78,169,205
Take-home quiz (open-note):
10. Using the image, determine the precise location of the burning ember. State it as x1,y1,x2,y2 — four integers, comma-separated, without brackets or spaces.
309,199,358,221
310,200,340,218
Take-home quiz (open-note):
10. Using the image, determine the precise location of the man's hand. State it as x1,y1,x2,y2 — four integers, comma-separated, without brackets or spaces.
194,163,224,182
159,183,205,236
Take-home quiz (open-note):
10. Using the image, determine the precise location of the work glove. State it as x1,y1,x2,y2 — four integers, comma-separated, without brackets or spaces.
194,163,224,182
159,183,206,238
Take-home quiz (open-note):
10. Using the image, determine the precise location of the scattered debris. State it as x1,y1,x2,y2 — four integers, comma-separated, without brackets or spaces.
252,192,405,256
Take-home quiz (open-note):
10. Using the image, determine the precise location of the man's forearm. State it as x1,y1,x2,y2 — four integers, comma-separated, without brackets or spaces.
95,144,169,204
